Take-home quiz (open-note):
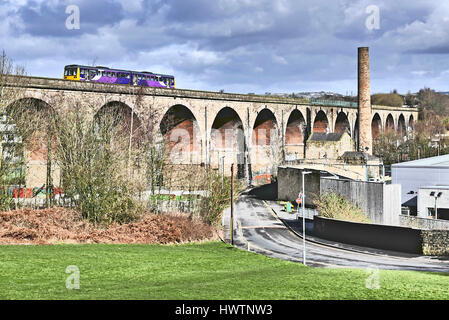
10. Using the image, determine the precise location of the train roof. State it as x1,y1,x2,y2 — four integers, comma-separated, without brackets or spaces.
64,64,174,78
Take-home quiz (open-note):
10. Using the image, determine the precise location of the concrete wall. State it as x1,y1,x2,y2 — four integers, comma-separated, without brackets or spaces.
383,184,401,225
278,171,401,225
277,167,321,206
320,178,385,224
314,216,422,254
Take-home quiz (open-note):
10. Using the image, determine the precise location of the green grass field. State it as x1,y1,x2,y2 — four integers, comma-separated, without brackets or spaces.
0,241,448,300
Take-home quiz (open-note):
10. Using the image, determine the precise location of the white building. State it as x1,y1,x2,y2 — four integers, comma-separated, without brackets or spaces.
417,186,449,220
392,154,449,219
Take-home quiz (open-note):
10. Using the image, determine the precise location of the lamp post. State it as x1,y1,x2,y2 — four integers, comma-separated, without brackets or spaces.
220,155,225,190
301,171,312,266
431,191,443,219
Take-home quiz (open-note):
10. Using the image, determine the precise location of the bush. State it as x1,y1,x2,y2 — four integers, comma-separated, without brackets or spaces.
314,192,371,223
371,93,404,108
199,171,243,226
53,105,143,226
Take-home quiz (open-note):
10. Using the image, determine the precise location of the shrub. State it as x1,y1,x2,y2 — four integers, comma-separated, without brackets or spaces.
199,171,243,227
314,192,371,223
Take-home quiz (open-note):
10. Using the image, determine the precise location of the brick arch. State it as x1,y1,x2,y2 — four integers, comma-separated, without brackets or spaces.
6,97,55,158
159,104,202,164
96,101,144,146
285,109,306,160
334,111,351,135
210,107,246,178
251,108,278,146
6,97,56,188
313,110,329,133
398,114,406,136
285,109,305,145
385,113,395,132
371,113,381,139
409,114,415,131
250,108,279,181
253,105,279,127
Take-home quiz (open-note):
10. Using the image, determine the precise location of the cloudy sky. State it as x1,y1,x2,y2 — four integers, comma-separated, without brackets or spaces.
1,0,449,95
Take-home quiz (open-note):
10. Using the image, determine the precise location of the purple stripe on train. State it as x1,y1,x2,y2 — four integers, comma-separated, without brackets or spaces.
80,74,174,88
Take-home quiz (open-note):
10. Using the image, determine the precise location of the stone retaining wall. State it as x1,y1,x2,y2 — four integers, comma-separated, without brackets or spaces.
421,230,449,256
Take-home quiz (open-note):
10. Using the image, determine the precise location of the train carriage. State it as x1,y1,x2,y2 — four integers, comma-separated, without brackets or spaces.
63,64,175,88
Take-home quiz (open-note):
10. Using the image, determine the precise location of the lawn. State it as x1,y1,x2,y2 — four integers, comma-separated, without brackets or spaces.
0,241,448,300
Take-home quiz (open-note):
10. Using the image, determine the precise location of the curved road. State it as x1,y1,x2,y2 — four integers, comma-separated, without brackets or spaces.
223,194,449,273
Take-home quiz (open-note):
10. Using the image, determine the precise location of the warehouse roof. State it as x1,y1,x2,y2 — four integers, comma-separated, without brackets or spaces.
392,154,449,168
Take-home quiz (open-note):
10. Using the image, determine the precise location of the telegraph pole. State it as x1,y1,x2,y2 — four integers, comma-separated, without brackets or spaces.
230,163,234,245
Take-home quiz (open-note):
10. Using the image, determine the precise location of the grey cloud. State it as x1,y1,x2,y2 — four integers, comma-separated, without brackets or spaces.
13,0,124,37
2,0,449,95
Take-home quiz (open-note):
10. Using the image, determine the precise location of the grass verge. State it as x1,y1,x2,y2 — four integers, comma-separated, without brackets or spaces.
0,241,448,300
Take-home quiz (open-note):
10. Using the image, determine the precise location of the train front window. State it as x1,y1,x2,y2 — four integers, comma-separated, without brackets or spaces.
65,68,76,76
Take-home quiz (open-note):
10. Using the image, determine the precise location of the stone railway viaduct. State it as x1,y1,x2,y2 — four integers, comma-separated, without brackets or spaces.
3,75,418,186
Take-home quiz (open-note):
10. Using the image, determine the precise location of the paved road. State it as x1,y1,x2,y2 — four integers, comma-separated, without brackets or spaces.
222,194,449,273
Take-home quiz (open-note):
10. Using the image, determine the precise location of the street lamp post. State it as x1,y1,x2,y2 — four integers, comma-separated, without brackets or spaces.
430,191,443,219
301,171,312,266
220,155,225,190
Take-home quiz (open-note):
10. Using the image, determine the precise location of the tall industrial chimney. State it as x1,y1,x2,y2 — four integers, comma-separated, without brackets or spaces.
358,47,372,154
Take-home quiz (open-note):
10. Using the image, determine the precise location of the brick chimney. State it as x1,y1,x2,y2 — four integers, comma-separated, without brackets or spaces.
358,47,372,154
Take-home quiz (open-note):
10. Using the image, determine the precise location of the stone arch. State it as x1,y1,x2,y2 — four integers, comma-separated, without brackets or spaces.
210,107,246,178
334,111,351,135
95,101,144,147
409,114,415,131
6,97,56,189
353,114,359,150
251,108,279,181
252,109,278,146
159,104,202,164
313,110,329,133
371,113,382,139
397,114,406,136
385,114,395,132
285,109,306,160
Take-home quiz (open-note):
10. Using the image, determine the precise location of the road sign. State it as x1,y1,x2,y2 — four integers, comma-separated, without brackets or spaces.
296,198,302,204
